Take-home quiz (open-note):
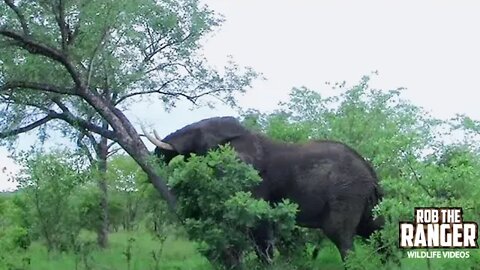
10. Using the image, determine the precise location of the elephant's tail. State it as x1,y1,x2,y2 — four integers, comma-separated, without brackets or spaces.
357,182,384,238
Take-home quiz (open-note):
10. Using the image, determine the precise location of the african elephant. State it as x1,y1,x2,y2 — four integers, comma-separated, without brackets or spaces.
143,116,383,262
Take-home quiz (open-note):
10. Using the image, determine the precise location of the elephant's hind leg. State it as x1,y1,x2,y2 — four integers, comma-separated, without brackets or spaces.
321,200,364,261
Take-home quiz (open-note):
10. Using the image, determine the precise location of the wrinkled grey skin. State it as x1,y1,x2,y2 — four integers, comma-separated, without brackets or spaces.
154,116,383,261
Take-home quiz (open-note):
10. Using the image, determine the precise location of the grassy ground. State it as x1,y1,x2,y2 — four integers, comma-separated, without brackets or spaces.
3,230,345,270
3,231,478,270
11,231,212,270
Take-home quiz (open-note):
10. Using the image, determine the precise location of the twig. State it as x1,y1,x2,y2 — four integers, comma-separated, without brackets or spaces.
400,149,433,197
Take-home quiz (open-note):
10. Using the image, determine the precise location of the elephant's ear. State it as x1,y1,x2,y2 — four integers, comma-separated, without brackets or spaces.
198,128,246,152
166,123,248,155
164,128,201,155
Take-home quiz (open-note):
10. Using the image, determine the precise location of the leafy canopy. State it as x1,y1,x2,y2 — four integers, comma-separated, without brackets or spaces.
1,0,259,211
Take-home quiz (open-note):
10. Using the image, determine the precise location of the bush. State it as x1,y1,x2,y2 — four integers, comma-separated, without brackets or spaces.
14,150,91,251
0,196,32,270
167,145,299,269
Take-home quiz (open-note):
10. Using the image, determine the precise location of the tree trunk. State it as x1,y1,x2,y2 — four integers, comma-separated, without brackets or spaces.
96,123,109,248
33,187,54,252
80,90,177,212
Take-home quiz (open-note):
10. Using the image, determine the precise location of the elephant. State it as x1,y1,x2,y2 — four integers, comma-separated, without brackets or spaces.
143,116,383,262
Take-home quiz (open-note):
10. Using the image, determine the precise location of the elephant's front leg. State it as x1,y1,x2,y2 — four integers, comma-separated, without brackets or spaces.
251,220,275,264
249,176,276,263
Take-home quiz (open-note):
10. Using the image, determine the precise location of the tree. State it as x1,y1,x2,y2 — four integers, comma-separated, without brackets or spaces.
0,0,258,213
107,154,149,231
73,124,117,248
14,150,90,251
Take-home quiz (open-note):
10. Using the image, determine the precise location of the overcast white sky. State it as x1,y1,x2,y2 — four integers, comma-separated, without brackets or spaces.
1,0,480,190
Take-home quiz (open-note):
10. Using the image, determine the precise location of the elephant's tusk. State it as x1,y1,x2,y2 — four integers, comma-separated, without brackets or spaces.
141,125,175,151
153,129,162,141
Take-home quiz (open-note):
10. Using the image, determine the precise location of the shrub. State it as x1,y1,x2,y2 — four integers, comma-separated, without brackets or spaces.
167,145,299,269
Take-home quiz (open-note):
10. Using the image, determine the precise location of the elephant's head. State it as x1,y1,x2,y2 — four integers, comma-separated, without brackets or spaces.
143,116,249,163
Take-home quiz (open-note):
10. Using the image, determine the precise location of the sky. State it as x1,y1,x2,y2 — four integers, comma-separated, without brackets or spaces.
1,0,480,190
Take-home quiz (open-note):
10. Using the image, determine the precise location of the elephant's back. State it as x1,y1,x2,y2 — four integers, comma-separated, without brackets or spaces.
264,139,379,204
305,140,378,182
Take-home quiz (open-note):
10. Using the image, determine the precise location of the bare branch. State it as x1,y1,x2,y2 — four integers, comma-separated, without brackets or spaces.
114,79,177,105
0,115,54,138
107,146,121,158
1,81,73,95
0,96,116,141
143,32,193,63
141,24,162,60
183,87,230,101
3,0,30,35
107,140,117,149
53,0,68,51
157,90,199,104
115,80,233,106
77,136,95,164
51,97,70,112
145,61,197,76
53,111,117,141
400,149,434,197
51,98,112,140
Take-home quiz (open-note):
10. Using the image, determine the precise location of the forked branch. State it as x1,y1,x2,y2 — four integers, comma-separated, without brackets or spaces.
3,0,30,35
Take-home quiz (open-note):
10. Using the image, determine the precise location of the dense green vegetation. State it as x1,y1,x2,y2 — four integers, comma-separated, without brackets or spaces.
1,79,480,269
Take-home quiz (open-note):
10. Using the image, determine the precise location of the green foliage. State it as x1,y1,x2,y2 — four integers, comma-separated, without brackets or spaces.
242,76,480,269
2,75,479,269
167,145,299,269
243,76,438,179
74,185,124,234
0,195,32,269
12,149,91,251
0,0,259,149
106,155,175,233
107,155,147,231
1,231,212,270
